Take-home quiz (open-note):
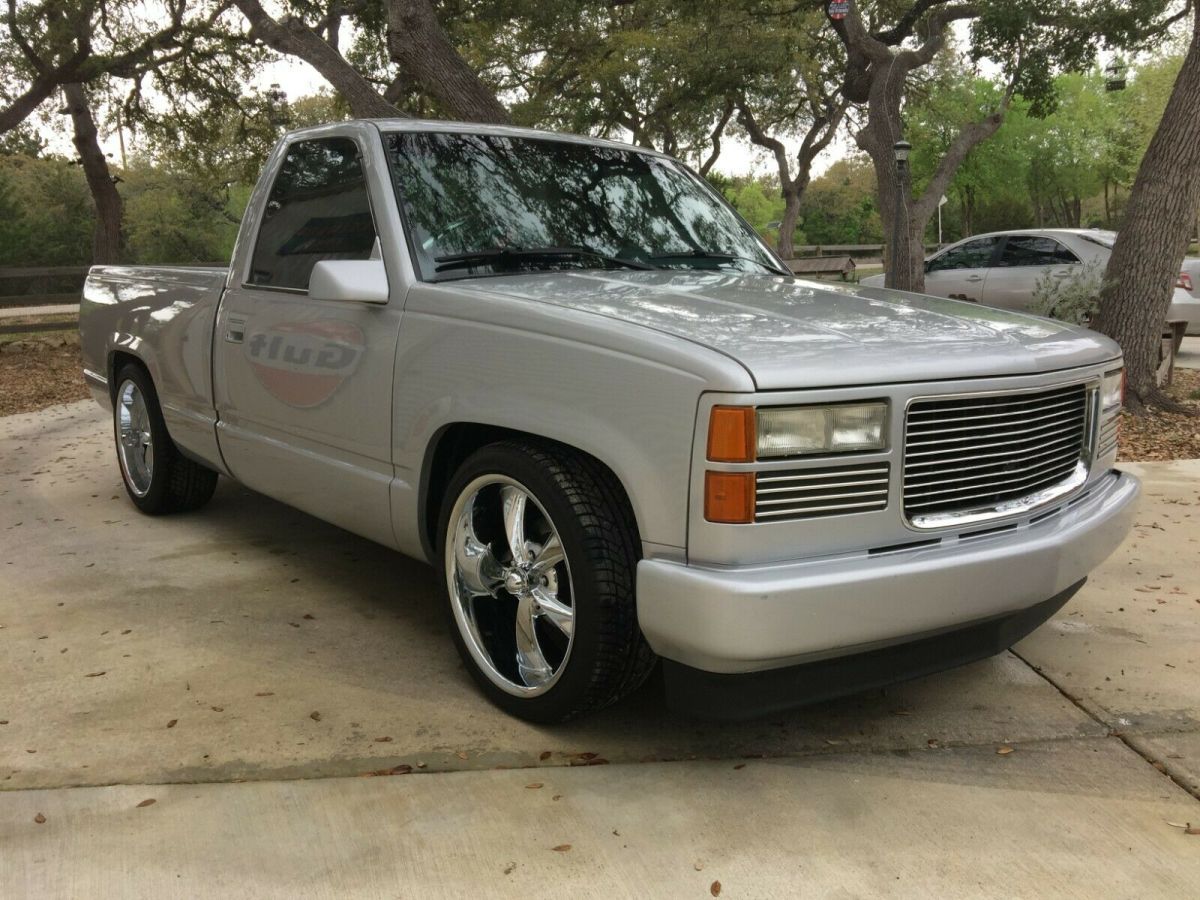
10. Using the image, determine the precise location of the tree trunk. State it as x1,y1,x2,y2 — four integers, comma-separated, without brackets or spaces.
778,188,801,259
233,0,403,119
386,0,510,123
737,100,843,262
1094,4,1200,411
64,84,122,264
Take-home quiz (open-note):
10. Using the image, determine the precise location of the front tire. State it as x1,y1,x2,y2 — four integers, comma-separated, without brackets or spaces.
113,363,218,514
438,441,655,723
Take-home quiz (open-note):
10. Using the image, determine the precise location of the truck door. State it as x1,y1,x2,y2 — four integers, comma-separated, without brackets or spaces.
213,133,403,548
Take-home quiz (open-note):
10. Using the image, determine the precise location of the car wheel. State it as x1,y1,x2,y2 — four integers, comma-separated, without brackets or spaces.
438,441,655,723
113,363,218,514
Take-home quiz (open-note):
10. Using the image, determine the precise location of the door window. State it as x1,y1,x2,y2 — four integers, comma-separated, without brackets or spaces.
997,236,1080,267
248,138,377,290
927,237,999,272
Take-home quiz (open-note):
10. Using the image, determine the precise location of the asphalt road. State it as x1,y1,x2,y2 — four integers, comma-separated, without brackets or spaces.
2,401,1199,897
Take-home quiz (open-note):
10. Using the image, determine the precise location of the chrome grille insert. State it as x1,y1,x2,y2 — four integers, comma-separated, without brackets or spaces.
1097,416,1119,457
904,383,1089,528
755,463,888,521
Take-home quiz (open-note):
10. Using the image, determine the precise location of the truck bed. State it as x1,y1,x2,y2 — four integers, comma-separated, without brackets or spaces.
80,264,230,470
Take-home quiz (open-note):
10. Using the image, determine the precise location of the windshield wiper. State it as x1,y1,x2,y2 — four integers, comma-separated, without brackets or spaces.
434,245,655,273
649,249,790,277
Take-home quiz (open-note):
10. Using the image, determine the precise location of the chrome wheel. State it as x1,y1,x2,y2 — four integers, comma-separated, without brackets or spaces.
445,475,574,697
116,379,154,497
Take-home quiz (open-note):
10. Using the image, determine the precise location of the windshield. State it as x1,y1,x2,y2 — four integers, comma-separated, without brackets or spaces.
383,130,782,281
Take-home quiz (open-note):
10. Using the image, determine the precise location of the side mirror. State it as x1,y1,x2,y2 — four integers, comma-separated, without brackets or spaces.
308,258,389,304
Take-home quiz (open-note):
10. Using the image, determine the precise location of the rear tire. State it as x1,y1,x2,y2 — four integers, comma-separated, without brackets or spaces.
113,363,218,514
437,441,655,723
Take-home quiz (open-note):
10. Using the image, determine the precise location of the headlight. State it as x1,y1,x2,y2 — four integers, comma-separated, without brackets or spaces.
1100,369,1123,412
756,402,888,457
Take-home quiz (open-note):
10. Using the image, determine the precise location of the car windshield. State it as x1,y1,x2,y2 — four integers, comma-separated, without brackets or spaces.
383,130,783,281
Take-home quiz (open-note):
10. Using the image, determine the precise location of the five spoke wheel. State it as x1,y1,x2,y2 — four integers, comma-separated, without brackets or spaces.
447,477,575,696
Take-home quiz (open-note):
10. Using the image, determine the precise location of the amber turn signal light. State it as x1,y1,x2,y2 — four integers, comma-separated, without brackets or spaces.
704,471,755,523
707,406,755,462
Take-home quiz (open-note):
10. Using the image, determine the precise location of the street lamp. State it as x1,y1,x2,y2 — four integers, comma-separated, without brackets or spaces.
889,141,912,288
1105,59,1128,92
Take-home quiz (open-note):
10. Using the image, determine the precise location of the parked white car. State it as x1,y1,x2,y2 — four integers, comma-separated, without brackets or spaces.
862,229,1200,327
1180,256,1200,334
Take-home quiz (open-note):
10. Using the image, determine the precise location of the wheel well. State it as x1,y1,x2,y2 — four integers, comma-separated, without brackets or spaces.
107,350,147,402
419,423,636,562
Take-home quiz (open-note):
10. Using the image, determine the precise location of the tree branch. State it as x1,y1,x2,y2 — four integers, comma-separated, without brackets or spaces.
233,0,403,118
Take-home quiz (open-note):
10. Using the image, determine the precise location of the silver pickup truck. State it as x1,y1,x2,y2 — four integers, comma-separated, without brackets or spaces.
80,120,1140,722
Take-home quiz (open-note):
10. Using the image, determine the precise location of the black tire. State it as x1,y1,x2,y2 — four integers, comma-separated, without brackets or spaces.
112,363,218,514
437,441,656,723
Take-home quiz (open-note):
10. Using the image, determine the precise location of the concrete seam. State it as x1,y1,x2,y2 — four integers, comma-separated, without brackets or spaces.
1012,648,1200,804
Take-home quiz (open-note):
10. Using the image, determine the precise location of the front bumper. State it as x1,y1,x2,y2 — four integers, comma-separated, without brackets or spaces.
637,469,1139,676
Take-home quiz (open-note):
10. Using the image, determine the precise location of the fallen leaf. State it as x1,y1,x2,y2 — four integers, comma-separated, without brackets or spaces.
456,751,468,760
302,614,315,620
121,629,131,635
255,692,274,697
539,750,552,761
711,880,722,896
34,813,46,824
85,671,106,677
576,752,598,760
733,763,746,770
551,844,572,852
374,736,393,743
309,711,321,721
136,799,156,808
526,783,543,789
996,746,1014,755
694,861,704,872
552,794,562,801
1187,825,1200,836
210,706,223,712
166,719,177,728
503,862,516,875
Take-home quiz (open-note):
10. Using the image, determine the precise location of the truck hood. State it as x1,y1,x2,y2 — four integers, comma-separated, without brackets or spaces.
454,270,1121,390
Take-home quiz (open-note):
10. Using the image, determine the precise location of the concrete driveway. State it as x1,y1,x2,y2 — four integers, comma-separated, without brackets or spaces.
3,401,1199,897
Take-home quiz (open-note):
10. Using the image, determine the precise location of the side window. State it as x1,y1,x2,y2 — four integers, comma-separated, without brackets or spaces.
248,137,377,290
927,237,998,272
998,236,1080,267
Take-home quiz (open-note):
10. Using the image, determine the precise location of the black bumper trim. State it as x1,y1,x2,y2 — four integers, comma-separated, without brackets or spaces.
662,580,1084,721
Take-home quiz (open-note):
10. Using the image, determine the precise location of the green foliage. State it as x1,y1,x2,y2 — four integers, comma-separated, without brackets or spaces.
0,154,92,265
120,159,244,264
1030,258,1109,325
798,158,883,244
728,180,785,235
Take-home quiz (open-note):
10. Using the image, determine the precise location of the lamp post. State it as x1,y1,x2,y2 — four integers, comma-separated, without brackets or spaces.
889,140,912,289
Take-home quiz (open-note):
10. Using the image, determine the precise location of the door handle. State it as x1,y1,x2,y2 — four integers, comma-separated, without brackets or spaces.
225,316,246,344
965,275,983,282
1052,270,1073,278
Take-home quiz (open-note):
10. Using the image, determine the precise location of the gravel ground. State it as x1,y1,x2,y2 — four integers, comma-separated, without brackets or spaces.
0,343,89,417
1118,369,1200,462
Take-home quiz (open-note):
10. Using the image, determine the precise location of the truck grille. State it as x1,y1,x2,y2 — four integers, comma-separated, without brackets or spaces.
903,383,1088,522
755,463,889,521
